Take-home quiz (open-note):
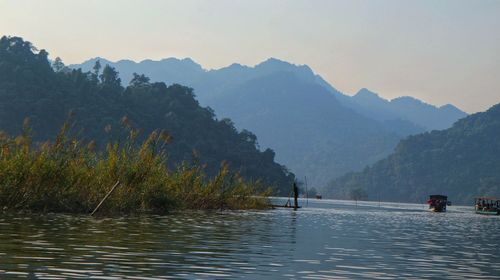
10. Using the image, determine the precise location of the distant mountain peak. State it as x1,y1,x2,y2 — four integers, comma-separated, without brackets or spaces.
158,57,178,62
254,58,295,72
226,62,248,69
212,62,251,75
78,57,204,71
115,59,135,64
439,104,464,113
391,95,421,103
258,57,291,66
156,57,201,65
256,57,312,72
70,57,116,70
80,56,112,65
355,88,381,98
181,57,196,63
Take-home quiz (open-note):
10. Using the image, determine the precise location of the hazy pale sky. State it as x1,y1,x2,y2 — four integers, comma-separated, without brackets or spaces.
1,0,499,112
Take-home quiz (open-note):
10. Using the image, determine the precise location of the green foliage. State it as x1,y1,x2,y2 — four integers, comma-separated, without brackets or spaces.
52,57,65,72
326,104,500,204
0,119,271,213
99,64,122,90
130,72,150,87
0,36,295,195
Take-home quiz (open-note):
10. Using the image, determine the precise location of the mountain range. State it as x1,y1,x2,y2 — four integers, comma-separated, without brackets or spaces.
71,57,467,187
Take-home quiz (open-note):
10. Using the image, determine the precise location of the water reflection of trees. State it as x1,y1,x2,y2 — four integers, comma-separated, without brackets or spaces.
0,212,287,278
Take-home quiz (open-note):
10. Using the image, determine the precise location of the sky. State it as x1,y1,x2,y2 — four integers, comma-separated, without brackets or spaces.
1,0,499,113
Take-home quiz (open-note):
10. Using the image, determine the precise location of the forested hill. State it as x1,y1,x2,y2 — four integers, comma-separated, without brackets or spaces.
325,103,500,204
72,57,466,187
0,36,295,194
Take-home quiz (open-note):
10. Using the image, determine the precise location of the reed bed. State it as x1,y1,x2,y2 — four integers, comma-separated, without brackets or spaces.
0,119,271,214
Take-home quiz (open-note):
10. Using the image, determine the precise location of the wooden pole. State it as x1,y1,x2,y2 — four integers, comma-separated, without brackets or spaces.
220,182,224,212
293,182,298,210
285,190,292,207
304,176,308,207
90,181,120,216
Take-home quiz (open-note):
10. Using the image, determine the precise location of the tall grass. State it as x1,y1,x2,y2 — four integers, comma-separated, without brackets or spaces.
0,118,271,214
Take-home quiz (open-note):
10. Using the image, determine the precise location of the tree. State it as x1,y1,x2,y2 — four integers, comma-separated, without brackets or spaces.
92,60,101,76
99,65,121,88
52,57,65,72
240,129,257,146
129,73,150,87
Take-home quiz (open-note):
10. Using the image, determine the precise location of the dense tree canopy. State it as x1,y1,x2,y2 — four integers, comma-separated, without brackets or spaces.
0,36,295,194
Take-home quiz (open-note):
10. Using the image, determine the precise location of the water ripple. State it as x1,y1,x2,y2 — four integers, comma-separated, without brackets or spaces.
0,199,499,279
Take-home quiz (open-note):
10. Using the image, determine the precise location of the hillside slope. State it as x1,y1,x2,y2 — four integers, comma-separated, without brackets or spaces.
325,103,500,204
0,36,295,194
209,71,401,186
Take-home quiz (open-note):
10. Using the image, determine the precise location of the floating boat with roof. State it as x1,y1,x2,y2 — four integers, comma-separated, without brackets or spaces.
475,197,500,215
427,195,450,212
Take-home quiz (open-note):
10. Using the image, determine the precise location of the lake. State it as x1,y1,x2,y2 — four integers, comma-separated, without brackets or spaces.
0,198,499,279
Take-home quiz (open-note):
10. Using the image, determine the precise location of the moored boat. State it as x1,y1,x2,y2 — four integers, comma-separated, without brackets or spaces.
475,197,500,215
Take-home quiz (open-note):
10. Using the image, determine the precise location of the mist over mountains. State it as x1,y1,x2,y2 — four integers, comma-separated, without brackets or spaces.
72,57,467,187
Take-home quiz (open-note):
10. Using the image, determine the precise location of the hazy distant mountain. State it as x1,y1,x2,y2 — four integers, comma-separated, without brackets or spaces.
341,88,467,131
72,57,466,131
73,57,206,91
325,103,500,204
72,57,338,105
71,57,467,186
208,71,401,187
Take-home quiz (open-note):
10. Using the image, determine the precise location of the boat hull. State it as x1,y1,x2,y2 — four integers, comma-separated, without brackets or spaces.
475,210,499,215
429,206,446,212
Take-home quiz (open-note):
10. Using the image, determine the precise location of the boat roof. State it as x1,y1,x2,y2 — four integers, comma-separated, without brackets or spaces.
429,195,447,199
475,197,500,201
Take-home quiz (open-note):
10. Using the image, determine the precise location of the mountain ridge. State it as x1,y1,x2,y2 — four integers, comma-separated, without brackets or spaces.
71,57,466,124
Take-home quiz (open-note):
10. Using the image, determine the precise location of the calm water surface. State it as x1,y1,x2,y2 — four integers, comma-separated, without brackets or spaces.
0,199,499,279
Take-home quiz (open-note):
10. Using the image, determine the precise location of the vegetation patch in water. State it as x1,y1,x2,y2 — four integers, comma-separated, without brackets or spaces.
0,119,271,214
